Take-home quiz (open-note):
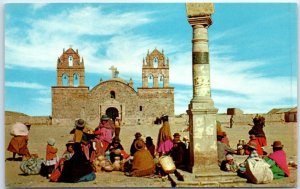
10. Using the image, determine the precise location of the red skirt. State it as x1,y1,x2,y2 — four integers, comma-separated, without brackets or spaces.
7,136,30,156
256,137,267,147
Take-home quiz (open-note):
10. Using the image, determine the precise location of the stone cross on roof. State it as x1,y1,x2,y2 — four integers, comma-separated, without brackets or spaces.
109,66,119,78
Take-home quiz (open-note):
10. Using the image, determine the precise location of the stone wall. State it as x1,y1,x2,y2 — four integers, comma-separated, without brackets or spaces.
88,80,140,125
52,86,89,119
138,88,174,120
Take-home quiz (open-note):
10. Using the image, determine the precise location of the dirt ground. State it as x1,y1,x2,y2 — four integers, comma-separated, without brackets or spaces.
4,118,298,188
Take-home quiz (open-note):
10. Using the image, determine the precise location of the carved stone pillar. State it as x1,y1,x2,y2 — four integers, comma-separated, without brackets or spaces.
186,3,219,174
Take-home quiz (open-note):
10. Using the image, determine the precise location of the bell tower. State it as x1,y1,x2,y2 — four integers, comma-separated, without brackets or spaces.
138,48,174,120
52,47,89,123
56,47,85,87
142,49,170,88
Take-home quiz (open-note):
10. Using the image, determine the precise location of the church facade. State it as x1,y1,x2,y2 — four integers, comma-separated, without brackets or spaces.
51,47,174,125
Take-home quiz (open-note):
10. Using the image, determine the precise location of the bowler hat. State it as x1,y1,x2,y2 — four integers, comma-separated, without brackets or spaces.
173,133,181,137
75,119,86,128
135,132,142,137
161,114,168,118
66,140,75,146
146,136,153,141
112,136,121,143
249,134,256,140
101,115,110,121
271,141,283,148
135,139,145,150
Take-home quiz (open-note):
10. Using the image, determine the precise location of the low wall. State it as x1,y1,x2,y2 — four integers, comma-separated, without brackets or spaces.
6,113,286,127
5,115,52,126
216,113,284,126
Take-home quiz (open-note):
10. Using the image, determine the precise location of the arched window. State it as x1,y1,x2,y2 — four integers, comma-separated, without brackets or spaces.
68,56,73,67
110,91,116,99
153,57,158,68
62,73,68,86
148,74,154,88
73,73,79,87
158,74,164,88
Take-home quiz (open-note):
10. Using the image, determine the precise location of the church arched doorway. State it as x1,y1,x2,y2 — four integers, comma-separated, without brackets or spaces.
106,107,119,121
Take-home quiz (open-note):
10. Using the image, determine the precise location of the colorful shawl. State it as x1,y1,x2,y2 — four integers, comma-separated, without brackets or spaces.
268,150,290,176
132,149,155,177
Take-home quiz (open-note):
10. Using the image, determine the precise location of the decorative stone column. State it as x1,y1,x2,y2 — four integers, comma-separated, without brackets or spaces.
186,3,219,174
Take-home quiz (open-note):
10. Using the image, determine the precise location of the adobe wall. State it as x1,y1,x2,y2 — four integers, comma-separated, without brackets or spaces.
216,113,285,126
138,88,174,119
88,80,140,125
51,86,89,122
5,115,52,125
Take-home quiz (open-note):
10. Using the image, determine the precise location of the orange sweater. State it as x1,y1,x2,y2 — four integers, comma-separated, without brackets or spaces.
46,144,58,160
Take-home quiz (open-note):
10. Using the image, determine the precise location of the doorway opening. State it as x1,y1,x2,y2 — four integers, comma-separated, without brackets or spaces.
106,107,119,121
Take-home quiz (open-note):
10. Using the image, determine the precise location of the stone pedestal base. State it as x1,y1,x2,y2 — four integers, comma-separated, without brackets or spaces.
187,99,219,174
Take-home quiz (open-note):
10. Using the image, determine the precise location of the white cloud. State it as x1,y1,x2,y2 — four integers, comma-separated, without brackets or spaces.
32,3,48,11
5,81,47,89
5,4,297,115
168,46,297,114
5,6,156,71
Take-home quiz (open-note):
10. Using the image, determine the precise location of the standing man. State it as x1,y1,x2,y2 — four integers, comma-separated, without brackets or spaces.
230,115,234,128
114,117,122,138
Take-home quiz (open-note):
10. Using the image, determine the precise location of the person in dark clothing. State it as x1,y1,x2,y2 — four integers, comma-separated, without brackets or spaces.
106,136,126,163
130,132,142,156
145,136,155,158
168,133,188,170
248,115,267,148
58,143,95,183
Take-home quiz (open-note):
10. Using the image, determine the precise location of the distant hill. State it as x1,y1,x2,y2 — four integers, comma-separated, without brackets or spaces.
5,111,28,117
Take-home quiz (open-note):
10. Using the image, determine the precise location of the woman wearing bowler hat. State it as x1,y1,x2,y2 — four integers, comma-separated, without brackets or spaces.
94,115,115,152
263,141,290,179
130,132,142,156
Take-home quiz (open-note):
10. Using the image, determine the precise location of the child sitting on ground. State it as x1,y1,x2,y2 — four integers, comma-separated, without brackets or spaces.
45,138,59,178
220,154,239,172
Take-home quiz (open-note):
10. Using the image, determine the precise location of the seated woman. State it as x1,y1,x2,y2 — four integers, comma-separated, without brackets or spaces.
49,140,75,182
145,136,155,158
264,141,290,179
58,143,96,183
237,142,259,177
127,139,155,177
244,134,264,156
168,133,188,170
106,137,129,163
62,140,75,160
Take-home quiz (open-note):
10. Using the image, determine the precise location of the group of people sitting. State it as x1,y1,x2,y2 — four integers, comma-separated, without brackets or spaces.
8,114,292,184
217,115,291,183
8,114,190,183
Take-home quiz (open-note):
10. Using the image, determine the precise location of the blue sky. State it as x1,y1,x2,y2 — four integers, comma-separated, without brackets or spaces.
4,3,298,116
